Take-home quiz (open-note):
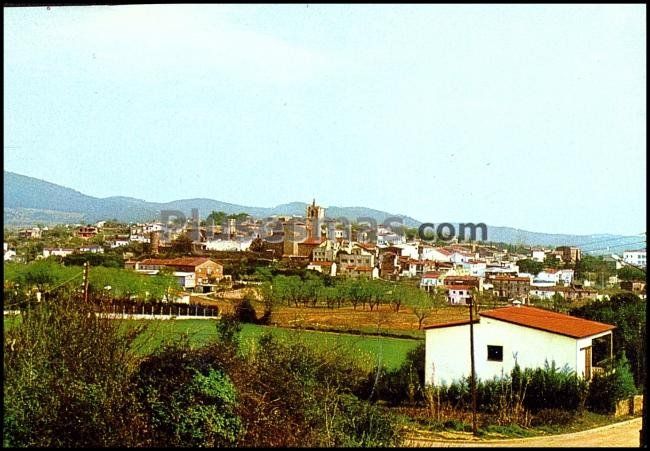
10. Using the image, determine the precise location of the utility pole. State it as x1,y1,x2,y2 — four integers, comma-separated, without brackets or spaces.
468,295,478,436
83,262,89,303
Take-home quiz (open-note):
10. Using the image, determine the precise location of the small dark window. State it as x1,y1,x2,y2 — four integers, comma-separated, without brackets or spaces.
487,345,503,362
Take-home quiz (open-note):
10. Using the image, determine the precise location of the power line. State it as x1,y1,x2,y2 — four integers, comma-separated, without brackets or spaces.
41,271,85,294
579,234,646,250
583,240,646,254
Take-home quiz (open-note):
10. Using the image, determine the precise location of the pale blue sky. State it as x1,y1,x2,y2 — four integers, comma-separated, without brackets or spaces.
4,4,646,235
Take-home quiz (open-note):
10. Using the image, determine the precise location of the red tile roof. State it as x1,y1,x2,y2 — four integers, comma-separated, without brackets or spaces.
422,272,442,278
434,248,453,255
445,275,479,281
479,306,615,339
139,257,218,267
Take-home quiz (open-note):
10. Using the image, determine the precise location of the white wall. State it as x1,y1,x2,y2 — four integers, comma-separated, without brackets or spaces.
425,317,581,386
531,250,546,262
425,324,472,386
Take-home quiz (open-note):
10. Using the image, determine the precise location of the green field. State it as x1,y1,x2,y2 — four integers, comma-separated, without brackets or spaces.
4,316,421,371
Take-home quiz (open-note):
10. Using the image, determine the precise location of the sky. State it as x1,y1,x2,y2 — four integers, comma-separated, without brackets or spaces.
4,4,646,236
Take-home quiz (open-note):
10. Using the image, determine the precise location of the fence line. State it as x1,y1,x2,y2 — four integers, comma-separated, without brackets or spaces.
4,303,219,320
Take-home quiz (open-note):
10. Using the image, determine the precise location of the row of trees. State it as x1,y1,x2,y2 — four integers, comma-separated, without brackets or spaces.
257,274,448,329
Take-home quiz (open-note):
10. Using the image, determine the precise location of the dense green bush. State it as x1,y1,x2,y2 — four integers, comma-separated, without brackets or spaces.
134,340,242,447
513,361,588,412
571,292,646,389
586,354,637,414
368,343,425,405
326,394,402,447
3,296,146,447
435,361,588,414
233,296,257,323
4,295,403,447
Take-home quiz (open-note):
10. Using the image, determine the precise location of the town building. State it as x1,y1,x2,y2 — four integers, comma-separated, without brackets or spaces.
491,276,531,302
424,305,615,386
75,225,99,239
554,246,582,264
420,272,443,292
623,249,647,268
19,227,42,239
135,257,224,286
306,261,337,277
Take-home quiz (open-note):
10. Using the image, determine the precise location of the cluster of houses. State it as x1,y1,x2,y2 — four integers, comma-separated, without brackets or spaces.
6,202,647,304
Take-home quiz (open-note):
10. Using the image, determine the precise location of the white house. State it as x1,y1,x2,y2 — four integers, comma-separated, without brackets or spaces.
428,248,453,262
43,248,75,258
174,271,196,289
78,245,104,254
424,305,615,387
204,238,252,252
377,232,406,246
4,248,17,261
531,249,546,262
307,261,337,277
110,239,131,248
445,285,474,305
449,251,473,265
535,269,574,285
623,249,647,268
420,272,443,292
462,260,487,278
389,243,420,260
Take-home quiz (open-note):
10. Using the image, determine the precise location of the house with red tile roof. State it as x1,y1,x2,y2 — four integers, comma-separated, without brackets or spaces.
306,260,337,277
424,305,615,386
420,271,444,292
136,257,223,285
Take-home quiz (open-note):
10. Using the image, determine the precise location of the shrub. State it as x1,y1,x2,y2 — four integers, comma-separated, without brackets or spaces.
326,394,402,447
134,342,243,447
369,343,425,405
586,354,637,414
513,361,588,413
239,332,401,447
233,296,257,323
3,295,146,447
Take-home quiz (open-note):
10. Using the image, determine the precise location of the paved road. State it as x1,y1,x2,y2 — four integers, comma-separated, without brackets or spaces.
405,417,642,448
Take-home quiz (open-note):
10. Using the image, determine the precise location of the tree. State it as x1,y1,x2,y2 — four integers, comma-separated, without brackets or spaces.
258,282,277,321
171,233,193,254
544,254,561,269
3,295,146,447
410,287,445,329
550,292,570,313
617,265,646,282
249,237,265,253
570,292,646,388
516,259,544,276
387,283,410,313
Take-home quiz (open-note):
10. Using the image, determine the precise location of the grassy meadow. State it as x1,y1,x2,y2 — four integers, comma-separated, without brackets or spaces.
4,315,421,371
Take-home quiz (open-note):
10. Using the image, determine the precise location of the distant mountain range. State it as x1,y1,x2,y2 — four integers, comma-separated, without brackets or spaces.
3,171,645,254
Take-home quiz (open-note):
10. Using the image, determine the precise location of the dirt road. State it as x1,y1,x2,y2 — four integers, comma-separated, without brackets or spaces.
405,417,642,447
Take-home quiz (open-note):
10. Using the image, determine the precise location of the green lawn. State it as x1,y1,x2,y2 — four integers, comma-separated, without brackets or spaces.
4,316,421,371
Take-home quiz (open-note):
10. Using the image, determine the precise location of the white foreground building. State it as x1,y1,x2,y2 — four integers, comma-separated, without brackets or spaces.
424,305,614,387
